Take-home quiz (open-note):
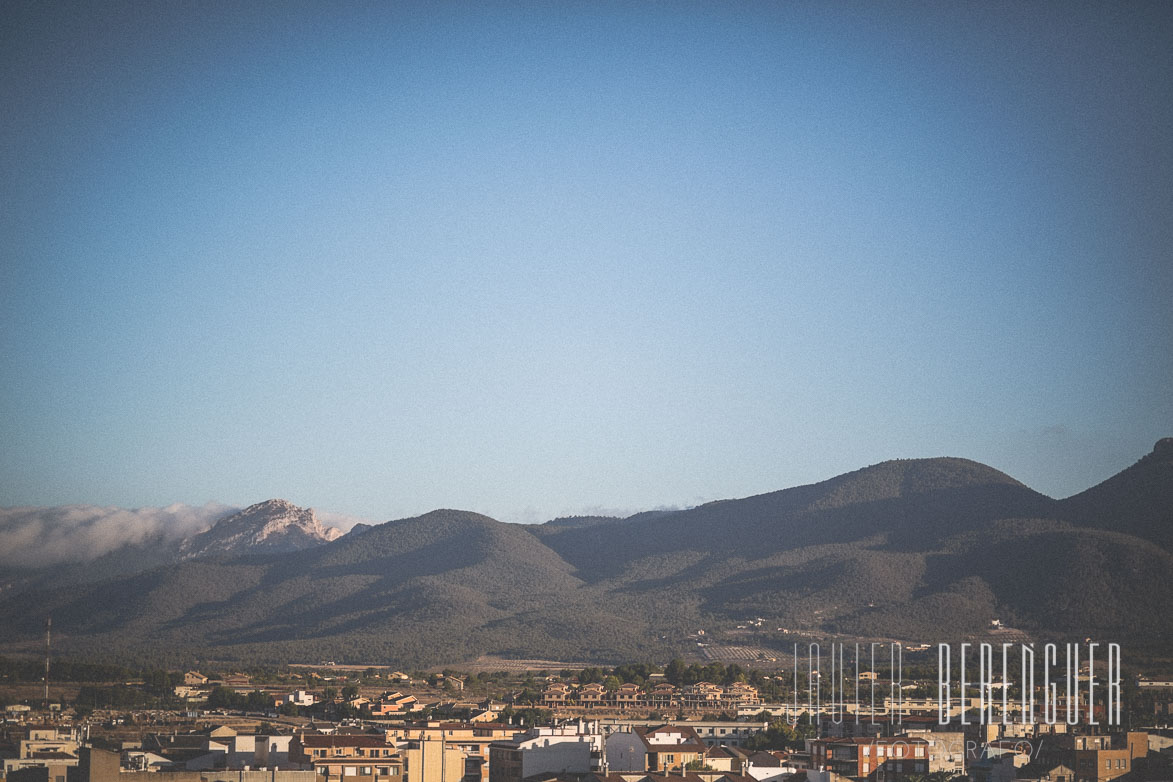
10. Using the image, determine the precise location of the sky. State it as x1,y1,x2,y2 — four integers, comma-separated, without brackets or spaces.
2,1,1170,525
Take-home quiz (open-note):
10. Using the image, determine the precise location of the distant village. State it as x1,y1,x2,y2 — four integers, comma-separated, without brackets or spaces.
3,661,1172,782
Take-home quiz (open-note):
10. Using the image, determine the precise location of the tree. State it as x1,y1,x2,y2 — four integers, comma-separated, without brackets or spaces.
743,718,810,751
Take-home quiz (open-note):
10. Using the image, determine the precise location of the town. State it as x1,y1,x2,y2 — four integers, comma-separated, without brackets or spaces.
2,656,1171,782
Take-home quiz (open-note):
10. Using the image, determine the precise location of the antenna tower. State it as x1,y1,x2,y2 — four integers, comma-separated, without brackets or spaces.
44,616,51,707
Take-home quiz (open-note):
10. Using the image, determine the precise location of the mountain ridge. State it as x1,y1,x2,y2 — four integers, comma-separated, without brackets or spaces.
0,445,1168,667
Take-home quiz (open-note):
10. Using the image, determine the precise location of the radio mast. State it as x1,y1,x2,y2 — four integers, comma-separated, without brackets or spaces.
44,616,51,708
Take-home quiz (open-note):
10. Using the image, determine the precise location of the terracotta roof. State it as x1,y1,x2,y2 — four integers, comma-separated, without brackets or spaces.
821,736,929,745
634,725,708,753
705,747,740,759
299,736,392,748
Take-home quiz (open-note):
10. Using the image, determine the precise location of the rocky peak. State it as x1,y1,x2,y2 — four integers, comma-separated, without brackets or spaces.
179,499,342,559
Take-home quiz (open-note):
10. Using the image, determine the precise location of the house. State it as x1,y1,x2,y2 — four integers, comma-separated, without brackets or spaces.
1017,762,1076,782
172,685,210,700
579,684,606,708
743,750,801,782
648,684,679,710
614,684,643,710
704,746,751,774
606,725,709,774
184,671,210,686
285,690,319,707
371,692,420,717
437,676,465,692
721,684,761,709
682,683,723,711
543,683,573,708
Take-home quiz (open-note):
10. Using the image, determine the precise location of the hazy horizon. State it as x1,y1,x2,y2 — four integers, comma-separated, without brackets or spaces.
3,2,1170,525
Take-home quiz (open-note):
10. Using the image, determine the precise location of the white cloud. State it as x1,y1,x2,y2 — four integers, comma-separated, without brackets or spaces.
0,502,235,568
312,509,376,533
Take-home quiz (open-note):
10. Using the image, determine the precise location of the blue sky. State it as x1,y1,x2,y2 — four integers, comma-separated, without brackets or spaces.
2,1,1170,524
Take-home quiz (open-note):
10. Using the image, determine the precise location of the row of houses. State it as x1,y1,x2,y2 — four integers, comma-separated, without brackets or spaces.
288,721,786,782
543,683,761,711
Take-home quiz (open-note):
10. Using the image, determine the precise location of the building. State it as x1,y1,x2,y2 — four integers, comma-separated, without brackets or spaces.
605,725,709,774
809,736,931,781
2,728,80,781
290,734,402,782
543,684,573,709
178,729,295,771
900,730,965,775
285,690,318,707
579,684,606,709
488,723,606,782
681,684,724,712
648,684,678,710
71,747,317,782
601,721,765,750
722,684,761,710
402,740,465,782
385,723,520,782
1071,748,1131,782
614,685,643,710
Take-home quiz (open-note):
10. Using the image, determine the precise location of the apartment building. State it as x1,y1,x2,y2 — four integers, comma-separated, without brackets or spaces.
488,724,605,782
809,736,931,781
290,734,401,782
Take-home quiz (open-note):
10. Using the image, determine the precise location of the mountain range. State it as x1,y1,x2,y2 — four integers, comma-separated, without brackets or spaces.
0,440,1169,668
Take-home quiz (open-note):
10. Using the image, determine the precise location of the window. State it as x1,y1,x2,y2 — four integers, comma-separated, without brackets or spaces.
360,768,371,776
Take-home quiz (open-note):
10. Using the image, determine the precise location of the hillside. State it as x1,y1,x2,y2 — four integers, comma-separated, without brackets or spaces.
536,457,1051,579
0,446,1168,666
1058,438,1173,550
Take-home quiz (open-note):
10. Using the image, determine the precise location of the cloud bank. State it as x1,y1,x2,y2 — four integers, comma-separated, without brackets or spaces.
0,503,236,568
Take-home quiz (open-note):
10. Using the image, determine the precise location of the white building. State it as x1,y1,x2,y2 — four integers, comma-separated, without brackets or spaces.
488,723,605,782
